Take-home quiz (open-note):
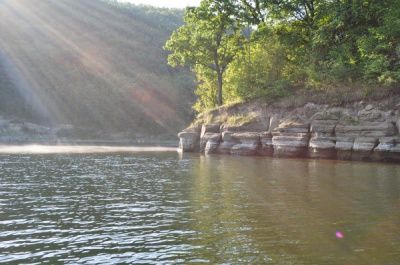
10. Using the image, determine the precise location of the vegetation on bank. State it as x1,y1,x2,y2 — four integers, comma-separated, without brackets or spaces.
1,0,399,139
0,0,196,138
165,0,400,114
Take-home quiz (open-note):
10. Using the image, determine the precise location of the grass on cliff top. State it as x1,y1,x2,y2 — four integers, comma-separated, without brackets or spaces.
190,82,399,127
191,99,259,127
275,82,398,108
191,113,257,127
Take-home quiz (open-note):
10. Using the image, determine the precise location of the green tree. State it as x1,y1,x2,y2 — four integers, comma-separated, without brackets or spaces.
304,0,400,86
164,0,246,107
225,33,291,101
228,1,325,86
356,0,400,84
240,0,400,87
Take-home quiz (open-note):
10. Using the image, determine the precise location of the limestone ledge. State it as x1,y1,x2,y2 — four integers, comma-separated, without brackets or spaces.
178,103,400,163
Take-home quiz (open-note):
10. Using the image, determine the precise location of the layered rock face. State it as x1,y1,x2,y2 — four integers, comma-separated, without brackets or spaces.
178,102,400,162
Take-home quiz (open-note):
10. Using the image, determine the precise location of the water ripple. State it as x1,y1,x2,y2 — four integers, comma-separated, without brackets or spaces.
1,152,399,264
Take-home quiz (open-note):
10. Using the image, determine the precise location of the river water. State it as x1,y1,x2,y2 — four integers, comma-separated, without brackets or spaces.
0,146,399,264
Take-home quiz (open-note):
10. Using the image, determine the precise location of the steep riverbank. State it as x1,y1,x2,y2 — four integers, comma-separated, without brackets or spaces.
178,97,400,162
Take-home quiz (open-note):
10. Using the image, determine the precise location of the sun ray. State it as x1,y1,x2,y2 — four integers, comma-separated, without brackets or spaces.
0,0,189,136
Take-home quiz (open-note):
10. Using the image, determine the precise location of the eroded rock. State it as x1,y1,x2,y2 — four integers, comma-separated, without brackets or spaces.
177,101,400,163
230,132,260,156
178,125,201,152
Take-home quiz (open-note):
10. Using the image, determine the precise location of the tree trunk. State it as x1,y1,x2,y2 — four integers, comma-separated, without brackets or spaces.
217,70,223,105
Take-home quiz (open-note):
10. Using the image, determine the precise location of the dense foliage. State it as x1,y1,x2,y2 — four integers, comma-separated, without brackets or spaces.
0,0,195,138
164,0,246,109
165,0,400,112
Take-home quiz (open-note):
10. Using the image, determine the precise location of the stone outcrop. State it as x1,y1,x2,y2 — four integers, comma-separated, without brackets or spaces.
230,132,261,156
178,101,400,163
0,117,57,143
272,123,310,158
178,125,201,152
0,115,176,145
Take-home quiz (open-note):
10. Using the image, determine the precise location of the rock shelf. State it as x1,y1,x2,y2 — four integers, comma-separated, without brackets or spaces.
178,102,400,162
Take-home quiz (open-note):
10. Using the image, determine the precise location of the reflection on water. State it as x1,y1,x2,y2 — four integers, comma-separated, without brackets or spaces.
0,151,399,264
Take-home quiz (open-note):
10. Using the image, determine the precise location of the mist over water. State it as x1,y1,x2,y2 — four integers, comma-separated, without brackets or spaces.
0,145,177,154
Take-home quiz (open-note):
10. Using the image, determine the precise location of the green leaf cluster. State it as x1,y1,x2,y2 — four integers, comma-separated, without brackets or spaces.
165,0,400,113
164,0,246,107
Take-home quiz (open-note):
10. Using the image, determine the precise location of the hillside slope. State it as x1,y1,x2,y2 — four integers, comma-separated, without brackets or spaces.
0,0,195,138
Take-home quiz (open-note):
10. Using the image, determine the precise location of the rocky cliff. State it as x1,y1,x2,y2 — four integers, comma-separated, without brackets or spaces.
0,116,168,145
178,99,400,162
0,117,59,143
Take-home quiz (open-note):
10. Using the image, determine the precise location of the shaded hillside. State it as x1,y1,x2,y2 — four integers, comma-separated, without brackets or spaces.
0,0,195,138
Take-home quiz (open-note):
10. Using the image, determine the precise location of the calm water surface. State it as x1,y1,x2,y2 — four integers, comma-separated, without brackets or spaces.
0,147,399,264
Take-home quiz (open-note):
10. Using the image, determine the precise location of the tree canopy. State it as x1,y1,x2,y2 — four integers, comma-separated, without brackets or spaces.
165,0,400,113
164,0,246,108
